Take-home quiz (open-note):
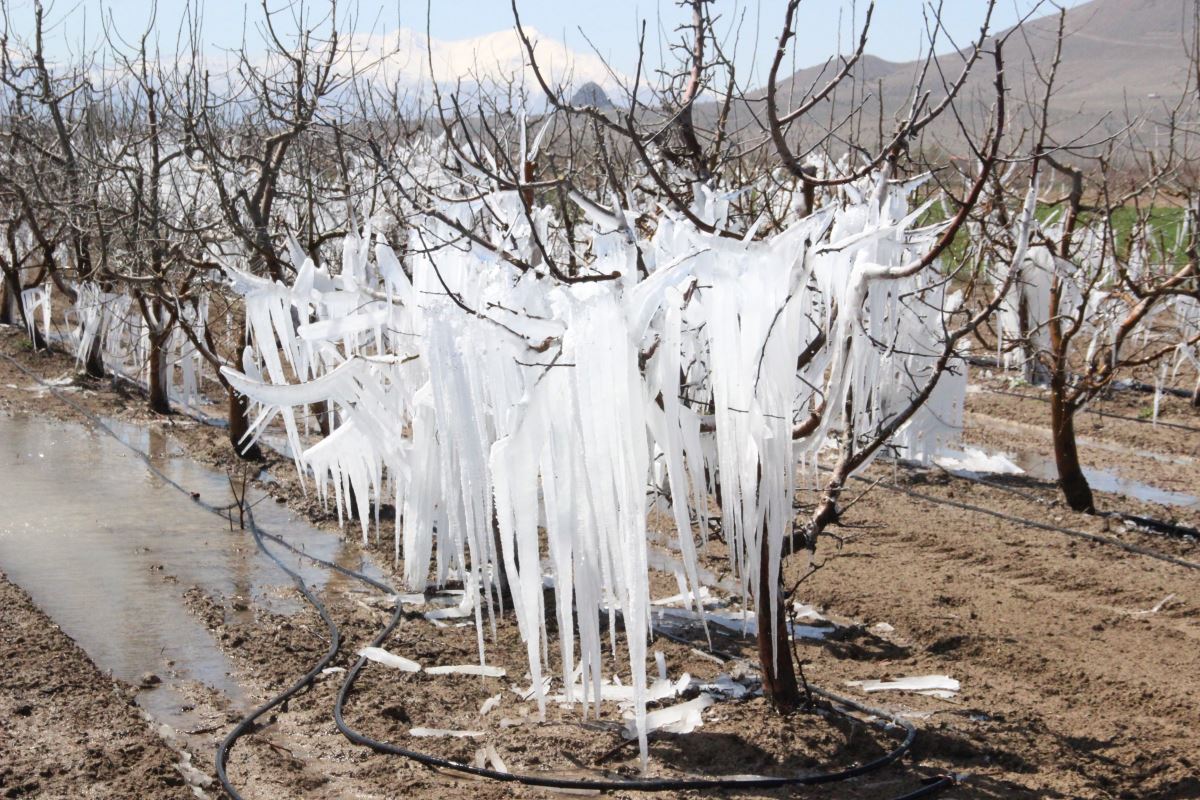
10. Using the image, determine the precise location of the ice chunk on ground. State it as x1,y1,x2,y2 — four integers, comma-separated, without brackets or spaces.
552,674,689,707
358,646,422,672
622,694,714,738
423,593,475,620
426,664,506,678
846,674,960,698
934,447,1024,475
479,694,502,716
693,674,752,700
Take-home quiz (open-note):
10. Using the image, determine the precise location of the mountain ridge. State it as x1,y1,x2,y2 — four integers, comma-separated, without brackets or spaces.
727,0,1193,152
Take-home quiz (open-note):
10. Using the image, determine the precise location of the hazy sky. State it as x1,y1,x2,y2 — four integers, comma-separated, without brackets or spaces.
7,0,1089,84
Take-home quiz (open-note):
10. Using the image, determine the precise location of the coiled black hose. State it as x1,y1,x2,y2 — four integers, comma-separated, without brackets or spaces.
256,518,948,794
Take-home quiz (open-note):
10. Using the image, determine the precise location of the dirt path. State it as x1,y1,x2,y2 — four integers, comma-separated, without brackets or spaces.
796,473,1199,798
2,326,1198,800
0,574,196,800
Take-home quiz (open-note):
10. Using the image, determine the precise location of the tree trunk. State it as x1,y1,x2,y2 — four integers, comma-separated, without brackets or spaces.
313,400,332,437
29,324,47,352
1017,291,1050,385
1191,377,1199,410
799,166,817,219
84,333,105,378
1050,383,1094,512
0,272,12,325
147,332,172,415
228,386,263,461
755,519,802,713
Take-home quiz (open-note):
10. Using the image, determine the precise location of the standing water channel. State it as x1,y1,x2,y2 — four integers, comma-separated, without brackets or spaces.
0,409,385,732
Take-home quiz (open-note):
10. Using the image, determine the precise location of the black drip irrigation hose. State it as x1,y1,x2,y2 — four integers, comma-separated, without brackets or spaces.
853,473,1200,572
914,461,1200,542
977,386,1200,435
1112,513,1200,540
335,604,922,793
1,350,957,799
214,507,341,800
257,519,955,796
1113,379,1196,401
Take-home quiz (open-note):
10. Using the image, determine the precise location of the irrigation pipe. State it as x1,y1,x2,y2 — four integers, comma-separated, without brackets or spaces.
853,473,1200,571
252,524,958,797
912,461,1200,542
212,507,342,800
253,524,957,796
1,348,956,799
332,602,933,793
977,386,1200,434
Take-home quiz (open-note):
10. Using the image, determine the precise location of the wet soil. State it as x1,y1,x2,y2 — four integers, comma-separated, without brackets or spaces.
0,574,195,800
1,326,1199,799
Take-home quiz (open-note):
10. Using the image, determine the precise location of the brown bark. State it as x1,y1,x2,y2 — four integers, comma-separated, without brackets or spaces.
227,386,263,461
755,516,802,713
83,334,105,378
312,400,332,437
491,501,511,601
0,273,13,326
799,165,817,219
1050,382,1094,512
147,333,172,415
521,160,536,209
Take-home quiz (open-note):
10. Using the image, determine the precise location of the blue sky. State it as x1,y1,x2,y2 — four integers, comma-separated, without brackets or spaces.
8,0,1086,84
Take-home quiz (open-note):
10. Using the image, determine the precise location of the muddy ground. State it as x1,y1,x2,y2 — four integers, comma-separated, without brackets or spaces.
0,575,195,800
0,324,1197,800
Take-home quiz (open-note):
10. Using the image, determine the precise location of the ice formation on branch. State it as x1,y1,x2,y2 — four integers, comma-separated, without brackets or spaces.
58,282,210,405
992,181,1188,384
1175,295,1200,391
20,284,50,343
13,272,208,407
222,167,969,763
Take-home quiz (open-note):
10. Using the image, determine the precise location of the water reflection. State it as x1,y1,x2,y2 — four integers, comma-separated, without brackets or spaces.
0,412,385,731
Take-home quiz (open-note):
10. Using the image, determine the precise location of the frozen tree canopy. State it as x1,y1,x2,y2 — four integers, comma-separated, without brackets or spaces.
220,149,972,762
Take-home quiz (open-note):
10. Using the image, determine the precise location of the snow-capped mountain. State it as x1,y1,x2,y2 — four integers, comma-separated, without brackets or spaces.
339,26,624,100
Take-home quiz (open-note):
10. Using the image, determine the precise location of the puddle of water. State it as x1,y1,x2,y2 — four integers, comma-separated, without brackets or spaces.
1007,449,1200,509
0,412,386,731
966,411,1197,466
942,443,1199,509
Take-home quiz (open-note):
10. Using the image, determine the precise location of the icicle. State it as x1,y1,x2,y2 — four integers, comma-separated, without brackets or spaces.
218,171,979,776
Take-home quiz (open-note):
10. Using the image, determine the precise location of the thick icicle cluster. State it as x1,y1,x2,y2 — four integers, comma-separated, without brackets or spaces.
16,266,210,406
222,167,969,761
65,283,210,405
993,185,1187,378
